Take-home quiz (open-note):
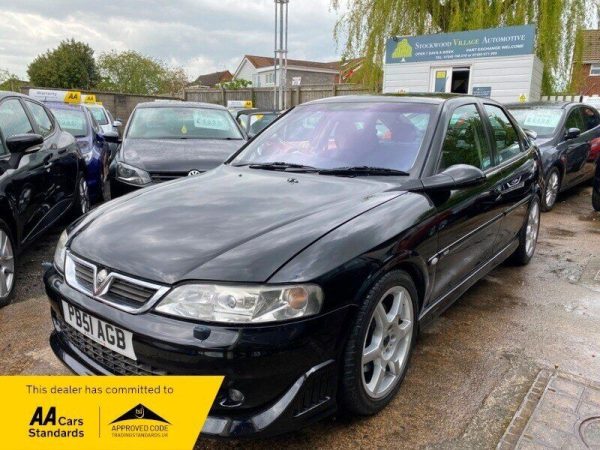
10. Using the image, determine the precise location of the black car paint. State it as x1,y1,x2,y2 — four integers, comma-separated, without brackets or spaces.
46,95,543,437
508,102,600,190
109,101,247,197
0,92,84,253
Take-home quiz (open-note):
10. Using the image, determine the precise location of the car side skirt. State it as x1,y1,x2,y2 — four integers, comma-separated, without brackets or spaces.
418,238,519,328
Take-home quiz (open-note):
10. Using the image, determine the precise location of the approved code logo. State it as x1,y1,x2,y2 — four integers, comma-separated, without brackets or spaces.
110,403,170,438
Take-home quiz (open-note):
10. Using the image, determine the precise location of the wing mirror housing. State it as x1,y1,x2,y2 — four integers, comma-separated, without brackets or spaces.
100,130,121,144
565,127,581,140
6,133,43,154
524,129,538,140
113,120,123,128
418,164,486,192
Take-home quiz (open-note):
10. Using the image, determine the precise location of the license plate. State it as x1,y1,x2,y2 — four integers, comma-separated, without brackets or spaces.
62,301,136,360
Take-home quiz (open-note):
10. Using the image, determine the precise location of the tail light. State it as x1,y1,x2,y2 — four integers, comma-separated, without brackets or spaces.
590,138,600,161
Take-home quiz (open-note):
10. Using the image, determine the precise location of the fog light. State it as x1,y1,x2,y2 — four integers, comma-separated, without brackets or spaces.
219,388,245,408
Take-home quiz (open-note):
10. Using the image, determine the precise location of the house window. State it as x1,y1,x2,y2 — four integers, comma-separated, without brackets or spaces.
265,72,275,84
590,64,600,76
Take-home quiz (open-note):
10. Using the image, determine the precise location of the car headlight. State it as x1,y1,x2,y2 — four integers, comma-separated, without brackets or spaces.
155,284,324,324
53,230,68,273
116,162,151,185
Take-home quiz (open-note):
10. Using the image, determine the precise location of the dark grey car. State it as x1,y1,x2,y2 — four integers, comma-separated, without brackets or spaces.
507,102,600,211
109,101,247,197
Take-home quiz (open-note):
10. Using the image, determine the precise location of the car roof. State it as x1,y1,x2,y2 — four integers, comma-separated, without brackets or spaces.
0,91,28,101
44,101,85,112
302,94,500,106
505,101,573,109
237,110,278,116
135,101,227,110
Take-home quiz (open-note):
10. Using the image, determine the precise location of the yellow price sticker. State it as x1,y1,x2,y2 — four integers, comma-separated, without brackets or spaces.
436,71,447,79
0,376,222,450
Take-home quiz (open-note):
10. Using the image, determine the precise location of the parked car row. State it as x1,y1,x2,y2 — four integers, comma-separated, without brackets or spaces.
1,88,600,438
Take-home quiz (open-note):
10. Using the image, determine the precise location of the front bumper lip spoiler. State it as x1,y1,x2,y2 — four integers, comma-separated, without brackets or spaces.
50,330,337,438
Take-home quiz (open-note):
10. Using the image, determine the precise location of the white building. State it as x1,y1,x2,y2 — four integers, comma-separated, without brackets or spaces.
233,55,342,87
383,25,543,104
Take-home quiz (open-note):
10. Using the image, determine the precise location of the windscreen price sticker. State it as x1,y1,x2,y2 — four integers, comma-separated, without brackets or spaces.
0,376,222,450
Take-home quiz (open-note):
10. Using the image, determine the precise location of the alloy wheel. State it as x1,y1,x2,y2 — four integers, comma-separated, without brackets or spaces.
0,229,15,299
79,178,90,214
525,200,540,257
361,286,414,399
545,172,559,208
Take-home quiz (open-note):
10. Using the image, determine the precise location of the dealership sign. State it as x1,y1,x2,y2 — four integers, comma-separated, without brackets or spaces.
386,25,535,64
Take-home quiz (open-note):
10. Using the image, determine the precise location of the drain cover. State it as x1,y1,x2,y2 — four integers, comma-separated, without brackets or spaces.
580,416,600,447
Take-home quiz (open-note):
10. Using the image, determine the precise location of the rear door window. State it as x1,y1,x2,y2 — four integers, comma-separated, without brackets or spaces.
440,104,492,171
582,107,600,132
484,104,522,164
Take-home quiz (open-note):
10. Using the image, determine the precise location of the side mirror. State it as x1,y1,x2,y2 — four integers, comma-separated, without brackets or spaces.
113,120,123,128
420,164,486,192
100,130,121,144
6,133,43,154
524,129,538,140
565,127,581,140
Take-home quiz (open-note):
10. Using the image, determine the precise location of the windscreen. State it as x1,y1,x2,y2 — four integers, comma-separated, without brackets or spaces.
50,108,87,137
248,113,278,135
88,106,108,125
509,108,563,138
127,107,243,140
232,102,435,171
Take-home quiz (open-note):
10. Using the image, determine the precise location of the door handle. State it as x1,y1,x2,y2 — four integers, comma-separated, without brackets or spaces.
57,148,67,154
43,154,52,169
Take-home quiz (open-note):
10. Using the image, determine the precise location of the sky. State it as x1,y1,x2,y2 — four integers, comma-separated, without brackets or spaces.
0,0,343,80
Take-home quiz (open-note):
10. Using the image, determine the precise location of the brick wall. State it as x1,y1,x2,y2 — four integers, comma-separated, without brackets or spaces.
576,64,600,96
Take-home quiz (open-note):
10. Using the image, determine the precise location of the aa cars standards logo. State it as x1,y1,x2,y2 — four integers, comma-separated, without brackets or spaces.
110,403,170,439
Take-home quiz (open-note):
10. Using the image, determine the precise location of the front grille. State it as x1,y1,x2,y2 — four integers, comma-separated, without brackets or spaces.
150,172,189,183
66,253,169,313
56,316,166,375
74,263,93,291
109,278,156,304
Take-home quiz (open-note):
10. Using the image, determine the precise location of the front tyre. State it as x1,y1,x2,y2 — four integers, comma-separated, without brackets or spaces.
0,220,16,307
341,270,418,415
542,168,560,211
510,196,540,266
71,175,90,219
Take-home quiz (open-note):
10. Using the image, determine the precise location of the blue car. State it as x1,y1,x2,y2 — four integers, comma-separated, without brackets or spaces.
46,102,111,202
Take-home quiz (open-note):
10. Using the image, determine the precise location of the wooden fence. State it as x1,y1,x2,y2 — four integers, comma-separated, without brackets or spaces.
184,84,372,109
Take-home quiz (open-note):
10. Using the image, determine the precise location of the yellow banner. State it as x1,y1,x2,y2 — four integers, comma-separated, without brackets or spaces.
0,376,222,450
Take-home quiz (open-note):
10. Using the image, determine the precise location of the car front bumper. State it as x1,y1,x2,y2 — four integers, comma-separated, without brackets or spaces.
44,267,351,438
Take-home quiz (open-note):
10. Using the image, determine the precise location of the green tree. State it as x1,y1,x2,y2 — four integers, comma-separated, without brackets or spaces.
97,50,188,96
27,39,99,89
217,79,252,90
332,0,597,94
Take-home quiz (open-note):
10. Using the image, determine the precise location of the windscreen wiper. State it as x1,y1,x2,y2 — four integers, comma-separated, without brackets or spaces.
244,162,318,172
318,166,410,177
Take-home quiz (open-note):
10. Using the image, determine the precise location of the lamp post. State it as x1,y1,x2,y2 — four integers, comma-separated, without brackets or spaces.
274,0,289,110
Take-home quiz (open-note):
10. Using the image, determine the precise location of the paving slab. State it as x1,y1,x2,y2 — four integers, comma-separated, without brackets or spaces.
499,371,600,449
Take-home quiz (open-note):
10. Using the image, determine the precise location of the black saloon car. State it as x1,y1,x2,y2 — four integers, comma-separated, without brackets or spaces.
0,91,89,306
46,95,542,437
508,102,600,211
109,101,246,197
